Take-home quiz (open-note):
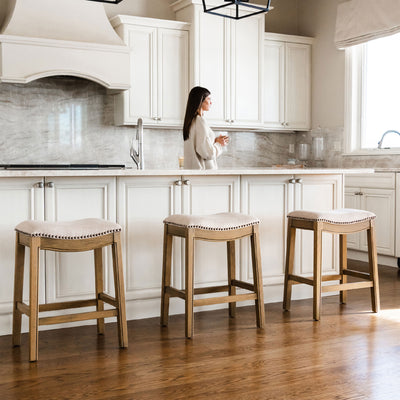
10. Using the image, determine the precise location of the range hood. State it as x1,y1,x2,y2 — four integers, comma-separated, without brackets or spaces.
0,0,130,92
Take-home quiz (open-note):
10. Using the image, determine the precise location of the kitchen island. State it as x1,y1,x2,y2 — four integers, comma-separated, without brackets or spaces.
0,167,372,335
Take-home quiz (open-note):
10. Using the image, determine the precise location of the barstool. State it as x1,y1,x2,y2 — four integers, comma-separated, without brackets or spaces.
161,212,265,338
283,208,380,320
12,218,128,362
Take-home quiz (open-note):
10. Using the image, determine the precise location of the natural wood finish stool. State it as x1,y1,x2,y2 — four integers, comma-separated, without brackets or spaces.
161,212,265,338
12,218,128,362
283,208,380,320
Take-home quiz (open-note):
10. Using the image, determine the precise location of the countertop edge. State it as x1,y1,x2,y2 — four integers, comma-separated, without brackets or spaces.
0,168,375,177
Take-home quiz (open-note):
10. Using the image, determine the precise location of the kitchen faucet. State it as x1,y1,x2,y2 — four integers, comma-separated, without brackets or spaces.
377,129,400,149
130,118,144,169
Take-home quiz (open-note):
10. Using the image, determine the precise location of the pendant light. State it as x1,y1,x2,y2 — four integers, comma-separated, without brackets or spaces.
87,0,124,4
202,0,272,20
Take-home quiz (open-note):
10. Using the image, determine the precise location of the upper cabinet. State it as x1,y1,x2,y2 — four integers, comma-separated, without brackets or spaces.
263,33,313,131
111,16,190,127
173,0,264,129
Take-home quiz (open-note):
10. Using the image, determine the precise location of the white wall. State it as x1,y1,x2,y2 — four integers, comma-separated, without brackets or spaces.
298,0,345,130
104,0,175,20
263,0,299,35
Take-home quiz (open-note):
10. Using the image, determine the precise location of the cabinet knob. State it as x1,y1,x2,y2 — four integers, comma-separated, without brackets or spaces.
175,180,182,186
281,122,286,126
183,179,191,186
285,122,289,126
36,182,44,188
46,182,54,188
288,178,296,184
230,119,234,123
295,178,303,184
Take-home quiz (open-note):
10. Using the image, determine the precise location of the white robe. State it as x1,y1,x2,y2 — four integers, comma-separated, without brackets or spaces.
183,116,222,169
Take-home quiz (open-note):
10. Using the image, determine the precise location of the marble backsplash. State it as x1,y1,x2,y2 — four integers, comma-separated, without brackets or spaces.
1,76,399,169
0,77,297,169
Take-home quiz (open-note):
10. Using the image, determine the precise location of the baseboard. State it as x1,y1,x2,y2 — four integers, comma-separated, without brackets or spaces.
347,250,399,268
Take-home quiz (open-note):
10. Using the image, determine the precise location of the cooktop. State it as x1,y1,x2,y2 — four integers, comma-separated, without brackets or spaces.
0,164,126,170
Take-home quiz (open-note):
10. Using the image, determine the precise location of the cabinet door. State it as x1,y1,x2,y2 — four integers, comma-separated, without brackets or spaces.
359,188,395,255
285,43,311,130
196,11,228,126
241,175,291,291
231,14,264,127
118,25,157,125
182,176,240,292
294,175,343,276
263,40,285,129
158,28,189,126
44,177,116,306
0,178,45,335
344,187,361,250
117,176,181,315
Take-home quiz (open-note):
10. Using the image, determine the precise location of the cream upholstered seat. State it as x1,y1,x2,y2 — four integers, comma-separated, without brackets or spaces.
13,218,128,362
286,208,376,225
163,212,260,231
15,218,122,239
283,208,380,320
161,212,265,338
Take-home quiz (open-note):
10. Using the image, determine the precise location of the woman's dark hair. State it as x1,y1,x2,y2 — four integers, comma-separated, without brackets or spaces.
183,86,211,141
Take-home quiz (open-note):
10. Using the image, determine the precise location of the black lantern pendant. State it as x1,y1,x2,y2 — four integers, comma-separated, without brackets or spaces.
87,0,124,4
202,0,272,20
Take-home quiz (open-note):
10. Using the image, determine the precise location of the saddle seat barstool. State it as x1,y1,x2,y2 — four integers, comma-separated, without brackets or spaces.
12,218,128,362
283,208,380,320
161,212,265,338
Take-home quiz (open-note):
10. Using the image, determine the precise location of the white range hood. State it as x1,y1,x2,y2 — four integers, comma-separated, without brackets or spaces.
0,0,130,92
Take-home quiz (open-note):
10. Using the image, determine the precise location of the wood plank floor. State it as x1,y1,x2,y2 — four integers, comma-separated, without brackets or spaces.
1,261,399,400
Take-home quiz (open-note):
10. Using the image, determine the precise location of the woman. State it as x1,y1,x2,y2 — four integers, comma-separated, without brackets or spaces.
183,86,229,169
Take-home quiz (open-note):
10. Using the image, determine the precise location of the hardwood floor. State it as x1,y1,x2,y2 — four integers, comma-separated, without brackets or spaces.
1,261,399,400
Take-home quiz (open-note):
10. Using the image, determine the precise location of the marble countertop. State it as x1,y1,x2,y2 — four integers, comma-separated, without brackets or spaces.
0,167,374,177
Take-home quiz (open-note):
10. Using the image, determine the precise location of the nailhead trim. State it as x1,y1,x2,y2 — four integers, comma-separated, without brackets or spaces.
164,220,259,231
16,228,121,240
288,215,375,225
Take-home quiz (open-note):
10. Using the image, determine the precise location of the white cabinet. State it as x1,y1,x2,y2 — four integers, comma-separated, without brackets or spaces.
112,16,190,127
264,33,312,131
241,174,342,298
173,0,264,129
116,174,239,317
0,178,45,333
43,177,117,304
345,173,395,256
0,176,116,334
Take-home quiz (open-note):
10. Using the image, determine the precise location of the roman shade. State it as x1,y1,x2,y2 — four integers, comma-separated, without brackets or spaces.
335,0,400,48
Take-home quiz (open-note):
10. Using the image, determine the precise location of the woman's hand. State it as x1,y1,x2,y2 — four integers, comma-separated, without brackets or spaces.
215,135,229,146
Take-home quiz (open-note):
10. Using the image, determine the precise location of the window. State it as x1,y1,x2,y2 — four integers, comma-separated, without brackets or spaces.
345,32,400,153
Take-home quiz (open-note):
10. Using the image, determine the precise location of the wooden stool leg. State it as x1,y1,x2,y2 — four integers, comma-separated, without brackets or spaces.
29,237,40,362
185,229,195,339
94,248,105,335
251,225,265,328
161,225,173,326
367,221,380,313
12,233,25,347
283,219,296,311
313,223,323,321
227,240,236,318
112,233,128,348
339,234,348,304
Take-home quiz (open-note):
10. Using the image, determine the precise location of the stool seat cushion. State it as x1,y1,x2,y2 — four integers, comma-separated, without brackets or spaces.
287,208,376,224
164,212,259,231
15,218,121,239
